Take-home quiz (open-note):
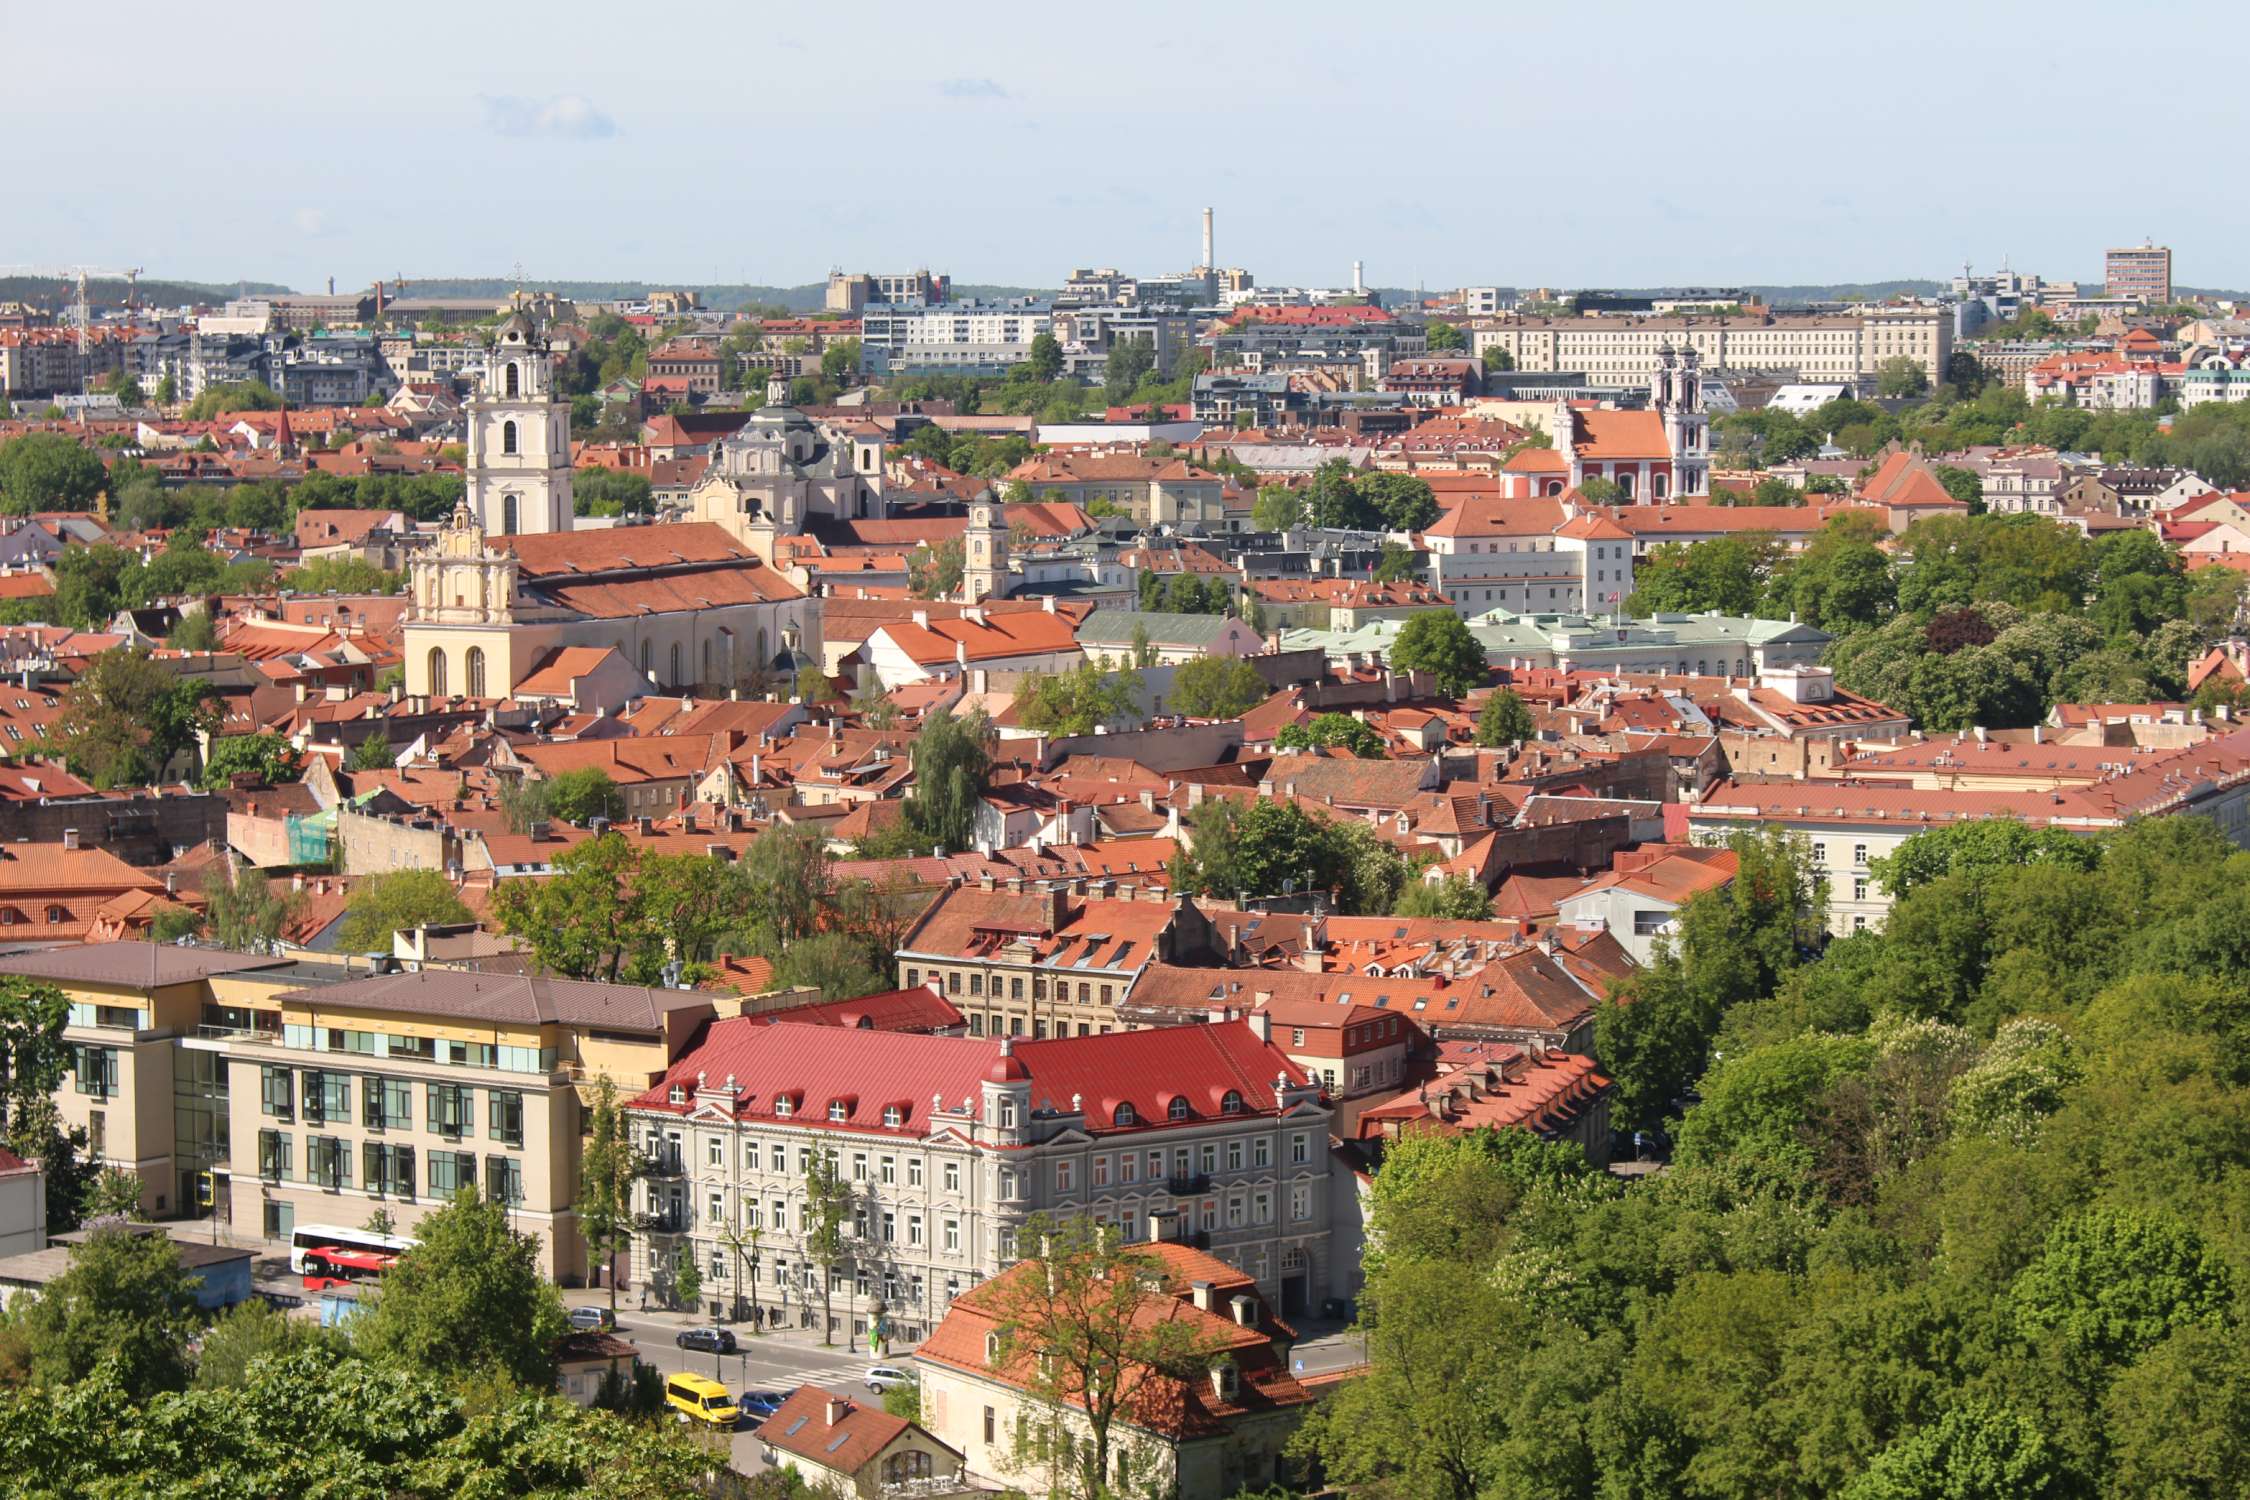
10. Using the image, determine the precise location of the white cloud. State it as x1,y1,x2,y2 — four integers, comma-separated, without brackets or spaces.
293,208,329,236
481,93,619,140
938,78,1008,101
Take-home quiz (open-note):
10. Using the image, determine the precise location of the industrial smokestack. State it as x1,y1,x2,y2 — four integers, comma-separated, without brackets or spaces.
1353,260,1364,295
1202,207,1214,272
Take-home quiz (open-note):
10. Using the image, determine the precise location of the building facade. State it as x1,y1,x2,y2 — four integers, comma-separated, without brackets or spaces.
2104,243,2173,304
1469,307,1952,389
623,1019,1338,1349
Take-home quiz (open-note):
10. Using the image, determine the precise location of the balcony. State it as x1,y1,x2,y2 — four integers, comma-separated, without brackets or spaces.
639,1208,689,1235
1166,1173,1211,1196
643,1146,684,1178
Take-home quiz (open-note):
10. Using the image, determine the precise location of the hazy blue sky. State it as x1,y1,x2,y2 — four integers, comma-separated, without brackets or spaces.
5,0,2234,294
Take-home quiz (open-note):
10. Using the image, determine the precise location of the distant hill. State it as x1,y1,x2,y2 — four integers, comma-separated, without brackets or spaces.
0,274,290,311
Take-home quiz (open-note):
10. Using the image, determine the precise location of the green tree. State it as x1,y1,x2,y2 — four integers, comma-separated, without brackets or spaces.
181,381,284,421
1387,609,1488,696
43,648,219,788
802,1149,852,1346
984,1214,1230,1500
1870,819,2100,901
635,851,751,969
5,1224,201,1398
1018,660,1143,737
1371,541,1423,582
1628,535,1777,616
1025,331,1063,383
1875,355,1932,399
79,1168,144,1221
1171,656,1269,719
1842,1400,2062,1500
492,833,648,981
1424,319,1466,352
575,1075,639,1314
334,869,473,953
0,433,107,513
1392,874,1495,920
1482,344,1515,372
1475,688,1536,746
200,864,295,953
1305,459,1374,529
192,1297,338,1390
900,709,991,855
1274,711,1386,757
670,1245,703,1316
197,733,303,790
1596,828,1826,1134
352,1186,569,1388
770,931,884,1002
281,555,405,595
820,337,863,387
167,610,219,651
347,732,396,770
1251,483,1307,533
1576,477,1627,505
908,538,964,599
544,767,624,825
2009,1207,2234,1384
1358,472,1439,531
1103,335,1156,404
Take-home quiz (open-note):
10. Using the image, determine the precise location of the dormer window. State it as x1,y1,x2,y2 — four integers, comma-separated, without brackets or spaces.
1219,1090,1245,1116
774,1096,793,1118
1168,1096,1191,1121
985,1332,1001,1364
999,1097,1018,1129
667,1084,686,1105
882,1105,903,1127
829,1100,848,1122
1113,1102,1137,1127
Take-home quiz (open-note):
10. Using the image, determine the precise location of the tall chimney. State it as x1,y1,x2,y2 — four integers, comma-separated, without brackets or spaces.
1202,207,1214,272
1352,259,1364,295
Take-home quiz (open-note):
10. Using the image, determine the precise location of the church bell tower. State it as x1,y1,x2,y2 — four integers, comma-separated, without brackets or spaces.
962,496,1008,603
465,312,574,536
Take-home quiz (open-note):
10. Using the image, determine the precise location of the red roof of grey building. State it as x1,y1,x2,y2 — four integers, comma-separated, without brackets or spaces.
743,985,962,1033
628,1018,1308,1137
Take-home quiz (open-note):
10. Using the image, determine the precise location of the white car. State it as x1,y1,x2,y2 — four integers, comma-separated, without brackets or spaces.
865,1364,912,1393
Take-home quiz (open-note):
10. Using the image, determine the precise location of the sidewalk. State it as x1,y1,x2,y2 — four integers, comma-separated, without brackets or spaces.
562,1285,922,1358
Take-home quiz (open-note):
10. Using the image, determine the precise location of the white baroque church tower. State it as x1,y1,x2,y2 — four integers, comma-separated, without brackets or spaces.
466,312,573,536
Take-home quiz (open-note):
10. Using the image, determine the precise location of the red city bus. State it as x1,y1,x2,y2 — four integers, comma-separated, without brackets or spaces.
301,1245,397,1293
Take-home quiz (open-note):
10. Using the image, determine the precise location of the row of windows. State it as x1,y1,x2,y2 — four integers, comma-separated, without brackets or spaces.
263,1066,524,1147
257,1130,522,1202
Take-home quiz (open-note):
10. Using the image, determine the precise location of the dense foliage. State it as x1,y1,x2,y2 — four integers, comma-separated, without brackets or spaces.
1308,813,2250,1498
1627,508,2242,726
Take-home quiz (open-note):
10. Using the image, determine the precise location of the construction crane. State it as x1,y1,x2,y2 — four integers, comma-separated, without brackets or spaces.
0,263,148,342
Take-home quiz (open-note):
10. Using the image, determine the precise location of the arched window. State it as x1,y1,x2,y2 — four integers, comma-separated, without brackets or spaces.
701,640,711,685
1113,1102,1137,1127
501,494,518,536
502,420,518,456
1652,472,1669,499
466,647,486,698
427,648,447,697
1167,1096,1191,1121
1219,1090,1244,1115
1617,471,1635,500
504,362,520,398
669,642,682,685
639,640,652,677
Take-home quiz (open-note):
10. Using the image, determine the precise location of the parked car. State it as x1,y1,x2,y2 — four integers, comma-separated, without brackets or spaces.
736,1390,790,1427
568,1306,617,1332
864,1364,912,1393
676,1327,738,1354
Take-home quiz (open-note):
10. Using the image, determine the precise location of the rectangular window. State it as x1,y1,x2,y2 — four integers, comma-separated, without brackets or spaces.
908,1213,924,1246
1092,1155,1109,1188
1254,1190,1272,1225
428,1150,476,1196
1291,1183,1312,1221
944,1218,960,1252
74,1045,118,1100
1121,1152,1138,1183
943,1161,961,1194
771,1199,787,1232
1055,1160,1074,1192
908,1157,923,1188
881,1211,896,1243
1199,1144,1216,1175
486,1156,523,1205
427,1083,472,1140
851,1152,868,1182
1853,877,1869,901
260,1065,294,1120
769,1143,785,1172
489,1090,525,1149
707,1136,723,1168
308,1134,350,1189
880,1156,895,1185
258,1128,292,1182
1291,1133,1310,1165
1226,1140,1243,1171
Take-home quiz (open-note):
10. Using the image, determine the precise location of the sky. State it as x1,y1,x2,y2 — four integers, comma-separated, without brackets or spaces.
5,0,2240,296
